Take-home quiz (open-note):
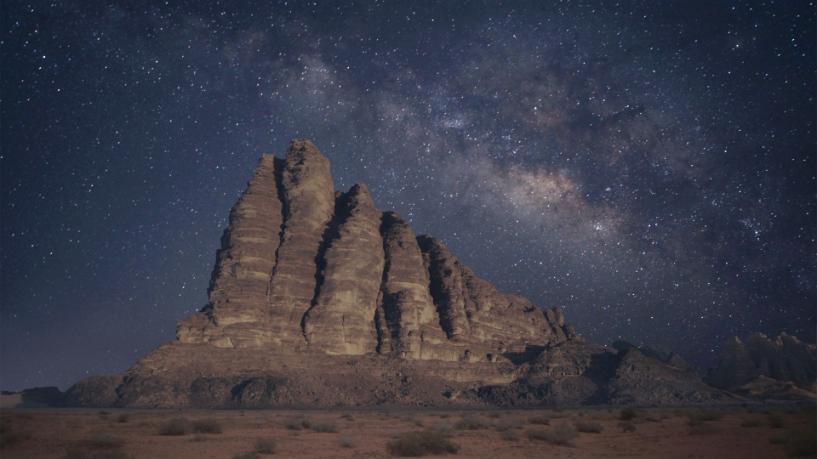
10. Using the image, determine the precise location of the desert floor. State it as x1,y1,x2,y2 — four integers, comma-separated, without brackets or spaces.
1,405,815,458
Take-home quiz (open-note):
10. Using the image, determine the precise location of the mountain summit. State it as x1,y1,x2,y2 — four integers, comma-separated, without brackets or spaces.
64,140,733,408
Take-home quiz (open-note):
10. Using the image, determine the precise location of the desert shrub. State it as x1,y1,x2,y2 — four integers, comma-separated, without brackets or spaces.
494,420,521,432
158,418,190,436
283,418,310,431
768,414,785,428
0,425,30,449
386,430,459,456
618,422,636,433
527,424,579,446
413,419,425,427
255,438,276,454
740,419,762,428
64,447,133,459
310,422,338,433
575,421,603,433
192,419,222,434
644,416,661,423
688,423,719,435
770,435,787,444
619,408,638,421
500,430,520,442
115,414,129,423
339,413,354,421
485,412,502,419
454,416,485,430
98,411,111,418
339,436,354,448
687,411,722,424
86,433,125,449
784,429,817,457
233,453,260,459
528,415,550,425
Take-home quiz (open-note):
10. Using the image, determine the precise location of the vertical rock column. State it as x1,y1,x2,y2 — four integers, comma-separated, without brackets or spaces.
177,154,284,347
267,140,335,345
378,212,448,359
418,235,471,340
304,184,385,355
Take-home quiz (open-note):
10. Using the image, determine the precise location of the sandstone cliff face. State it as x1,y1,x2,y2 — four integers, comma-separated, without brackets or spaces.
707,333,817,393
176,139,572,359
65,139,744,409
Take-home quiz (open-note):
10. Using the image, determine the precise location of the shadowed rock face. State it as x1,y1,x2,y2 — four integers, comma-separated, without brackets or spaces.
65,139,747,408
707,333,817,392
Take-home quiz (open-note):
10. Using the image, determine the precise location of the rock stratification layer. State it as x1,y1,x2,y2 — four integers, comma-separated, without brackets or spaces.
177,139,570,360
68,140,736,408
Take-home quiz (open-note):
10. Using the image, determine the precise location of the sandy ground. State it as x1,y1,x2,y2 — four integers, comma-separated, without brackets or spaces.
1,406,814,458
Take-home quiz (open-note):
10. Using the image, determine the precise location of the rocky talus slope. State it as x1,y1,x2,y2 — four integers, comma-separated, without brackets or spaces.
63,140,744,408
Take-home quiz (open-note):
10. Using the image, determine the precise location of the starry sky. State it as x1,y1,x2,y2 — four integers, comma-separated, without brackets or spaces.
1,1,815,391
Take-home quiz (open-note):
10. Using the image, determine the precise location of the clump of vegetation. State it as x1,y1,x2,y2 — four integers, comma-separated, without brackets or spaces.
619,408,638,421
64,446,133,459
310,421,338,433
0,423,30,449
740,419,762,428
115,413,129,423
97,411,111,418
574,420,603,433
233,452,260,459
485,412,502,419
158,418,190,436
255,438,276,454
688,423,719,436
528,415,550,425
454,416,485,430
386,430,459,457
686,411,723,426
527,424,580,446
86,433,125,449
192,419,223,434
500,430,520,442
283,418,310,431
494,420,521,432
618,422,636,433
339,413,354,421
339,436,354,448
783,428,817,457
768,414,785,429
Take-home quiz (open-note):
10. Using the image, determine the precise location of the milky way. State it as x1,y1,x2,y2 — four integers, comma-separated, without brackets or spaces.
2,1,815,390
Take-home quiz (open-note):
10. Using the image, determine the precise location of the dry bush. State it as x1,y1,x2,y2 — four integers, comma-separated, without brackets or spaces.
339,413,354,421
768,414,785,428
283,418,309,430
618,422,636,433
85,433,125,449
310,421,338,433
574,420,603,433
158,418,190,436
454,416,486,430
233,452,260,459
619,408,638,421
115,414,129,423
687,411,722,425
784,428,817,457
527,424,579,446
339,436,354,448
192,419,222,434
255,438,276,454
386,430,459,457
500,430,520,442
740,419,762,428
528,415,550,425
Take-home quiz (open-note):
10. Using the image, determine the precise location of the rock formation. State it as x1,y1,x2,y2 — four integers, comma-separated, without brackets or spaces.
62,140,764,408
707,333,817,397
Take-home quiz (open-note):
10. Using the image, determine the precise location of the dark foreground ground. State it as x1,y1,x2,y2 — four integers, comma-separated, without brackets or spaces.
1,405,815,458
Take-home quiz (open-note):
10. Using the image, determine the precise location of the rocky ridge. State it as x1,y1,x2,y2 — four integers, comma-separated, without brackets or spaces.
60,140,805,408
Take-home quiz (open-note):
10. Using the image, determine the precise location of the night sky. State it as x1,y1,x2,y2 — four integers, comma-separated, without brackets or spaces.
2,1,815,391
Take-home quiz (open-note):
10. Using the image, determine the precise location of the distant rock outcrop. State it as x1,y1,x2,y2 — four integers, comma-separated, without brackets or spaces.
707,333,817,397
61,140,761,408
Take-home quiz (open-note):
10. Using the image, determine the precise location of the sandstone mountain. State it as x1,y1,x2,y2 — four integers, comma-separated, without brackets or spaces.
706,333,816,400
65,140,731,408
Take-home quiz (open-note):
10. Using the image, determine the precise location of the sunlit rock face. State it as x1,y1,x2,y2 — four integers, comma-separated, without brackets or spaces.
178,139,572,358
